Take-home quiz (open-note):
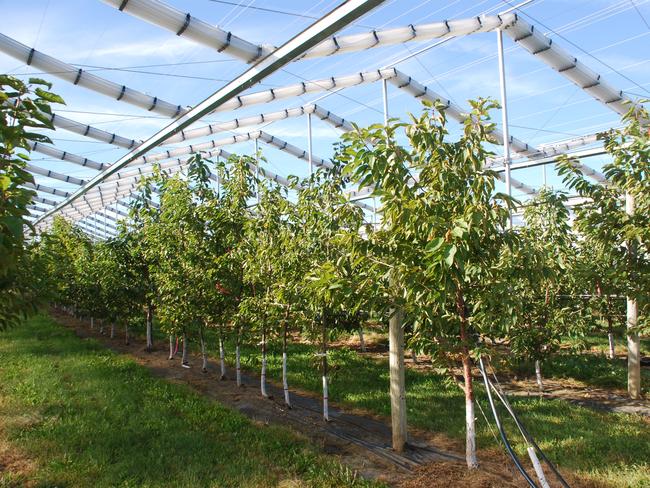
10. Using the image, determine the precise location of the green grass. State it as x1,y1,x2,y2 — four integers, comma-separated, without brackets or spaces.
0,315,381,488
232,338,650,488
505,334,650,391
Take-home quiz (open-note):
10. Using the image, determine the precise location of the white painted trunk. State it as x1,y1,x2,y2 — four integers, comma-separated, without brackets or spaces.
219,336,226,380
90,317,94,329
261,351,268,397
535,360,543,393
168,335,174,360
627,297,641,399
236,344,242,387
358,327,366,352
99,320,104,335
282,351,291,408
200,333,208,373
465,396,478,469
110,323,115,339
182,333,189,366
527,446,551,488
608,332,616,360
322,375,330,421
145,306,154,351
626,192,641,400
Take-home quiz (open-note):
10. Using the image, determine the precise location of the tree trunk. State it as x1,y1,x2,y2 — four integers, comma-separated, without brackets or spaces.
322,309,330,421
168,335,174,360
99,320,104,335
358,327,367,352
411,349,419,364
90,317,94,330
145,304,154,352
389,307,407,451
110,323,115,339
535,359,544,394
181,332,189,368
627,297,640,399
124,322,129,345
199,325,208,373
625,192,641,399
606,314,616,360
458,290,478,469
219,327,226,380
282,312,291,408
236,327,242,387
261,325,269,397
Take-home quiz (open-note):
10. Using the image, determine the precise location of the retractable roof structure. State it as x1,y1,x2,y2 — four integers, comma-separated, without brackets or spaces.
1,0,645,238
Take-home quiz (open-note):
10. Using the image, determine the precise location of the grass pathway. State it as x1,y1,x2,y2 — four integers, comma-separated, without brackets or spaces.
0,315,379,488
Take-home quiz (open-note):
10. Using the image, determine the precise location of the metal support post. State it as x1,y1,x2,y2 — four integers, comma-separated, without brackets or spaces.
497,29,512,227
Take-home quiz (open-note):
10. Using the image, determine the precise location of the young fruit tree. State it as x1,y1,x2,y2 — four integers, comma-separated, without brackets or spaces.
558,104,649,399
337,99,518,467
0,76,64,329
298,165,365,421
506,189,580,393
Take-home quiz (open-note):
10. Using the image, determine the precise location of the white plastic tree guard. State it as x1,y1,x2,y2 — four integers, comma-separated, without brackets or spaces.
0,34,185,118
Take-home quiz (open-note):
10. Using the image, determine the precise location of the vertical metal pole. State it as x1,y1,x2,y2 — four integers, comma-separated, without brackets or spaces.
372,197,377,229
216,155,222,198
307,113,314,176
626,191,641,399
378,78,388,228
255,138,260,204
542,164,547,187
103,198,107,239
382,78,389,126
497,29,512,228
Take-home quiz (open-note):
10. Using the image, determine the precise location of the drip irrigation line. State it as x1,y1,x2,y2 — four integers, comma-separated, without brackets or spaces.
486,362,571,488
477,357,539,488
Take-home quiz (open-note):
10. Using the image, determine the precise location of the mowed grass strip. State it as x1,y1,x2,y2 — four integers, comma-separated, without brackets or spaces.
0,315,380,488
233,339,650,488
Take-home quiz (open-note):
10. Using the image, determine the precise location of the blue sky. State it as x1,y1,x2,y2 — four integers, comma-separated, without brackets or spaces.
2,0,649,204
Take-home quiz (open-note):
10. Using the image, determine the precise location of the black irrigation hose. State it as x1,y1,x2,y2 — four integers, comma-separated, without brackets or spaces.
478,357,540,488
487,375,571,488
